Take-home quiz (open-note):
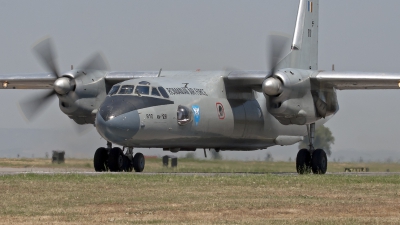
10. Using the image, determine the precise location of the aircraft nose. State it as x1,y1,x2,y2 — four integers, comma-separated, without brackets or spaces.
95,109,141,144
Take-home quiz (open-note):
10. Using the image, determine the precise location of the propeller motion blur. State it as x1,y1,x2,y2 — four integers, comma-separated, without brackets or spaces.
2,0,400,174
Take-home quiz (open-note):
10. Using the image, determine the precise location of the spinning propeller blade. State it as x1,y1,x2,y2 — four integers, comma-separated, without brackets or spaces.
79,52,109,72
20,37,108,124
19,90,56,121
267,33,290,76
32,37,60,78
262,34,291,96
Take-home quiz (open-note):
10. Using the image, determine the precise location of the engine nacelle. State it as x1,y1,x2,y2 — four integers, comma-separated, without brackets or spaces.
57,69,108,124
263,69,338,125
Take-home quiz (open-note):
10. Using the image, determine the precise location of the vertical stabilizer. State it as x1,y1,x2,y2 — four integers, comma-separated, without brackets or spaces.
277,0,319,70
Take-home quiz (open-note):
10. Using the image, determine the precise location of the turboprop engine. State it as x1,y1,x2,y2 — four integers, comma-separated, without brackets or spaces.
56,69,108,124
262,69,338,125
19,37,109,125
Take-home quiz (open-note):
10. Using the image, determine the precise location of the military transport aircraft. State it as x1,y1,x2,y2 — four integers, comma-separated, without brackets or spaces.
1,0,399,174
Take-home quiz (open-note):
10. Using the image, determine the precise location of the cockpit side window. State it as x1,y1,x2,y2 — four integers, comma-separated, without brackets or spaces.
118,85,135,94
108,85,120,96
136,86,150,95
177,105,192,125
158,87,169,98
151,87,161,96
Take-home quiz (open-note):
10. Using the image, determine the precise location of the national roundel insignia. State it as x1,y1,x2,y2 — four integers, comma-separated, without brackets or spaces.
216,102,225,119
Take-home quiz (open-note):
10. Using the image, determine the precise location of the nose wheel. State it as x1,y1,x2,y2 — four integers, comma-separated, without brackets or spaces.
296,149,311,174
132,153,145,172
296,123,328,174
93,142,145,172
311,149,327,174
94,147,108,172
108,147,124,172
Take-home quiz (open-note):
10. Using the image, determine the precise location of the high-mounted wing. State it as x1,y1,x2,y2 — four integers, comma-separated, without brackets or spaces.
0,73,55,89
313,71,400,90
225,70,400,91
104,71,159,85
0,71,165,90
224,71,267,87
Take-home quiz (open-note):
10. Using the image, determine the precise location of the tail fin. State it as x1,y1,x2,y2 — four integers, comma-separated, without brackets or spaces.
277,0,319,70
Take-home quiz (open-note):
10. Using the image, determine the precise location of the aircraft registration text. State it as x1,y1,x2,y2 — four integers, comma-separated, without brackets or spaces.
146,114,167,119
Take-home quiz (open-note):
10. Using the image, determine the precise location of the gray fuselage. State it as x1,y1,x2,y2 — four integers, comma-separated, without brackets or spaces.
95,71,332,150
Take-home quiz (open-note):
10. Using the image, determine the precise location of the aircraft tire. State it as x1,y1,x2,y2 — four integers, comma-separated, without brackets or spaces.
133,153,145,172
123,155,133,172
296,149,311,174
108,147,124,172
94,147,108,172
311,149,327,174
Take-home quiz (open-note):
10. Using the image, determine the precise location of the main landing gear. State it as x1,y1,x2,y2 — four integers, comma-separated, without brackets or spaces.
296,123,328,174
93,142,145,172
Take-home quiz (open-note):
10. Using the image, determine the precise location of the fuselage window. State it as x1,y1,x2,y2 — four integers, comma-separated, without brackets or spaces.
177,105,192,125
151,87,161,96
118,85,135,95
136,85,150,95
108,85,120,96
158,87,169,98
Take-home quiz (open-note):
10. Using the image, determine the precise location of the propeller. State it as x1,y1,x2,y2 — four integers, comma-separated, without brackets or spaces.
263,34,290,96
19,37,109,122
267,33,290,76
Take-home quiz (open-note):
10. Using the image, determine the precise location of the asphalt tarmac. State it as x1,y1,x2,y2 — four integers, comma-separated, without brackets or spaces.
0,167,399,176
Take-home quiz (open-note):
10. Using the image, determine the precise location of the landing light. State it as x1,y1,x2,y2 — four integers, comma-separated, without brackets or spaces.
2,82,8,88
398,82,400,88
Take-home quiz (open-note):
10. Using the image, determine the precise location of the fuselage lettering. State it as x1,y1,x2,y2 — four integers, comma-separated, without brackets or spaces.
166,87,208,96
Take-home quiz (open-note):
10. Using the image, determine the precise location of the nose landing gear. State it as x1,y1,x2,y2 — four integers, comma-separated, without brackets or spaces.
296,123,328,175
93,147,108,172
93,142,145,172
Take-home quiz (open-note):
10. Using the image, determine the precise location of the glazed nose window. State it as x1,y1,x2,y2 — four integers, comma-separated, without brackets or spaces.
136,86,150,95
118,85,135,94
108,85,120,96
177,105,192,125
151,87,161,96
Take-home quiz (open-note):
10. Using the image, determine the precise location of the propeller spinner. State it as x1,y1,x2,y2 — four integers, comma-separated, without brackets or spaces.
262,34,290,97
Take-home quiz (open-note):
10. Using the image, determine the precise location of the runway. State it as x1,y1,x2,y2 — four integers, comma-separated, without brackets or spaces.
0,167,399,176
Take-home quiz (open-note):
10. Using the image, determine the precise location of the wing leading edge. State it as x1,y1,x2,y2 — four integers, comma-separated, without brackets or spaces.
224,70,400,91
0,73,55,89
2,70,400,91
314,71,400,90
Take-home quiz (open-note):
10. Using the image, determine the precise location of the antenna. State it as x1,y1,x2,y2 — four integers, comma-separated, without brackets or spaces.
158,68,162,77
332,64,335,71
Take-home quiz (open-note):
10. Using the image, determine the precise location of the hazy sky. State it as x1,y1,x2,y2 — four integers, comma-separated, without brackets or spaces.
0,0,400,162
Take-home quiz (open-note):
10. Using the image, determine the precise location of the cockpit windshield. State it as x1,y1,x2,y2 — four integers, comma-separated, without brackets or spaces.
151,87,161,96
158,87,169,98
118,85,135,94
111,82,170,99
136,86,149,95
108,85,120,96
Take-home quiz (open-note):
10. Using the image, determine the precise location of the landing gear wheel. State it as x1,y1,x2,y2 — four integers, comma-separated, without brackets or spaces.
108,147,124,172
123,155,133,172
94,147,108,172
132,153,145,172
311,149,327,174
296,149,311,174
